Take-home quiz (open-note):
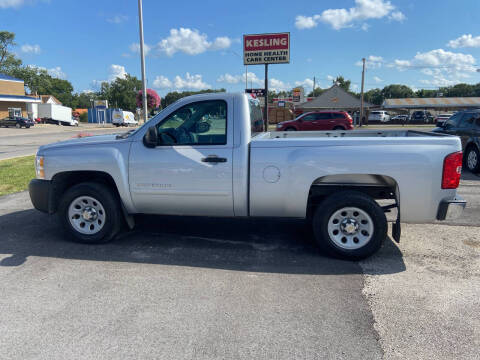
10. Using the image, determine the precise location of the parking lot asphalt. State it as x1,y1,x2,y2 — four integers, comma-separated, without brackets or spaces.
0,172,478,359
0,125,123,160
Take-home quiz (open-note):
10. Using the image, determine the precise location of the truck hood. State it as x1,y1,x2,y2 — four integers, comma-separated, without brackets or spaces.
38,134,121,153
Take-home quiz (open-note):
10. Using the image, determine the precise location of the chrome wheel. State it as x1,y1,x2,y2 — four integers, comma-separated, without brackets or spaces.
68,196,106,235
467,149,478,171
327,207,374,250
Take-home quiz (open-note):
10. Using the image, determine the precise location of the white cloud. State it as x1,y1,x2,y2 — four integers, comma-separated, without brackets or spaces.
108,64,127,81
0,0,25,8
389,11,406,22
47,66,66,79
361,23,370,31
211,36,232,50
107,15,128,24
21,44,41,54
373,76,383,83
129,43,152,56
327,75,335,82
217,72,263,86
393,49,477,86
294,78,315,89
294,15,321,29
295,0,405,30
356,55,384,68
269,78,291,92
156,28,232,56
447,34,480,49
153,75,173,89
173,73,210,90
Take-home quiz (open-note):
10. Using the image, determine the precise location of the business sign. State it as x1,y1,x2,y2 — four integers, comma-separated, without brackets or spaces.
245,88,266,97
292,87,304,104
94,100,108,108
243,33,290,65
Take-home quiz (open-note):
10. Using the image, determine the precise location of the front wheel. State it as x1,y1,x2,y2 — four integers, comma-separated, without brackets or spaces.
15,123,21,128
333,126,346,130
58,182,122,244
285,127,296,131
312,191,387,260
466,146,480,173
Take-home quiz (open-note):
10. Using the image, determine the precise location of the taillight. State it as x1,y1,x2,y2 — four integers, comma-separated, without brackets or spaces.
346,114,353,123
442,151,463,189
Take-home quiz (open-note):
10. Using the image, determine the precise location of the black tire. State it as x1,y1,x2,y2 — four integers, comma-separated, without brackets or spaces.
285,127,296,131
333,126,346,130
26,125,30,129
312,191,387,260
465,145,480,173
15,123,21,128
58,182,122,244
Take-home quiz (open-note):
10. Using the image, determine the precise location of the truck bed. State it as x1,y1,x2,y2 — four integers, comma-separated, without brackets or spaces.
260,129,447,139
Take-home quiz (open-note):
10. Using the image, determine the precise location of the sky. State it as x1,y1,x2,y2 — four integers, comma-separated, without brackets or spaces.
1,0,480,96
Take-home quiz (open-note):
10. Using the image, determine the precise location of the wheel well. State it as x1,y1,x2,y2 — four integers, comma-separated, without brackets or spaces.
306,174,399,219
49,171,120,213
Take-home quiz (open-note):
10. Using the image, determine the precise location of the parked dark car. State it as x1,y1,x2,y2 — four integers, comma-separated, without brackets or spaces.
276,111,354,131
0,116,35,128
433,109,480,172
410,110,434,123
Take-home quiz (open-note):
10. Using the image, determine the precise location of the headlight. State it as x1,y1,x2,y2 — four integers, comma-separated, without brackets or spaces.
276,124,282,128
35,155,45,179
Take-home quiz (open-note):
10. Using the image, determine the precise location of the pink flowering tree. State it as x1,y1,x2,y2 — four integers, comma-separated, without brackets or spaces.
136,89,161,111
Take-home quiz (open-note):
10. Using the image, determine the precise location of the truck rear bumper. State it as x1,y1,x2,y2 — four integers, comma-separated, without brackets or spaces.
437,196,466,221
29,179,52,213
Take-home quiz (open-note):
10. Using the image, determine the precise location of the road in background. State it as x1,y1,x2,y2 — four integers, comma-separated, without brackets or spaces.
0,125,125,160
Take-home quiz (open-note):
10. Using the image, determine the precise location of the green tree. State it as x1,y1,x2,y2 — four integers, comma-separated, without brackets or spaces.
99,74,142,111
333,76,351,92
308,88,324,97
0,31,21,73
163,89,226,107
364,88,384,105
381,84,415,99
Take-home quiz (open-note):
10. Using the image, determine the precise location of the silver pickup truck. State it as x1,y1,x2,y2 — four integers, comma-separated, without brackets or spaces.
29,93,466,259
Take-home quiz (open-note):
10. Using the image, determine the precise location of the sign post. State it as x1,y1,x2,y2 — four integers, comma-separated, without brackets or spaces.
243,32,290,132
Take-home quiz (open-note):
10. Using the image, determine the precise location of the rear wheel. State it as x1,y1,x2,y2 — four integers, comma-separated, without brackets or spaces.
15,123,21,128
465,146,480,173
333,126,346,130
285,127,296,131
58,182,122,244
312,191,387,260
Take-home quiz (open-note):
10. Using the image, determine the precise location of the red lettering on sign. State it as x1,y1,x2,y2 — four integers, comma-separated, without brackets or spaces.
244,33,289,51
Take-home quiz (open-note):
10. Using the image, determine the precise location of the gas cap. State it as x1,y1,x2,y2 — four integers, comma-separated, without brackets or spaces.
263,165,281,183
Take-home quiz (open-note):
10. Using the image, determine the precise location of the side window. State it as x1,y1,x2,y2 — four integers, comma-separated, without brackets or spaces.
315,113,332,120
474,117,480,130
156,100,227,145
458,113,475,129
445,113,462,128
249,97,264,134
331,113,345,119
302,114,317,121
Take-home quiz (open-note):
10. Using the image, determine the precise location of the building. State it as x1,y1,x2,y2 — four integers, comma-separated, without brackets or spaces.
0,73,40,119
39,95,62,105
297,84,375,114
383,97,480,114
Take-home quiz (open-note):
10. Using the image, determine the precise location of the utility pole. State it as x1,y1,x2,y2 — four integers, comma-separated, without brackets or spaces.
264,64,269,131
360,57,366,127
313,76,316,95
138,0,148,124
245,65,248,90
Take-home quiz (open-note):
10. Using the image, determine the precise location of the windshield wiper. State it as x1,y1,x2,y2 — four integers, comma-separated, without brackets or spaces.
116,129,135,139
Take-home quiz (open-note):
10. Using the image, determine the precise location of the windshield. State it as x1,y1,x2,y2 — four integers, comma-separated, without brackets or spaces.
116,102,178,139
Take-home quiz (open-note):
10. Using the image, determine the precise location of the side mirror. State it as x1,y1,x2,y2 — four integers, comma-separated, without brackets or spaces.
194,121,211,134
143,126,158,148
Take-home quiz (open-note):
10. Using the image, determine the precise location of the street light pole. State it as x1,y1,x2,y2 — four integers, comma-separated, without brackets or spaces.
138,0,148,124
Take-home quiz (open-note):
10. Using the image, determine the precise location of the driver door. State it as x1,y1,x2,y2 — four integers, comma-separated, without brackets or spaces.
129,99,234,216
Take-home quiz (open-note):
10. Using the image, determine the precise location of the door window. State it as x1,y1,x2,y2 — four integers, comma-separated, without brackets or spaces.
458,113,475,129
331,113,345,119
302,114,317,121
156,100,227,145
444,113,462,129
315,113,332,120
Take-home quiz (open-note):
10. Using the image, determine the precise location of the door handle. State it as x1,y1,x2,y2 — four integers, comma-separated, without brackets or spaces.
201,155,227,163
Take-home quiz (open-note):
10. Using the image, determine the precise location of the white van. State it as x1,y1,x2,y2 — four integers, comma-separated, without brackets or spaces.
368,110,391,123
112,110,138,127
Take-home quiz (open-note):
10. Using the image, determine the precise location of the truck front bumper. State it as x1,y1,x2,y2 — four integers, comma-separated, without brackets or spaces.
437,196,466,221
29,179,52,213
